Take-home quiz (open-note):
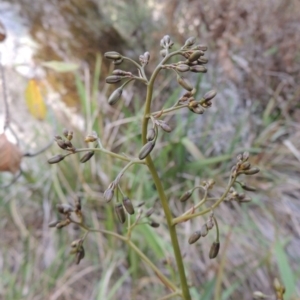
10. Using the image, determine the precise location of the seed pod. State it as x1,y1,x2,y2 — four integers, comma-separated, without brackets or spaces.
206,219,214,230
56,219,71,229
243,167,260,175
242,151,250,161
104,188,114,202
159,121,172,133
190,65,207,73
80,151,95,163
149,220,160,228
85,132,98,143
146,128,156,141
105,75,122,84
122,197,135,215
48,220,59,228
179,190,192,202
188,50,204,62
209,241,220,259
138,141,155,160
108,87,123,105
240,161,251,170
145,207,155,217
200,224,208,237
184,37,196,47
104,51,122,60
113,58,123,65
191,106,205,114
239,182,257,192
203,90,217,101
198,57,208,64
175,64,190,72
177,75,193,91
71,239,82,248
188,231,201,244
56,139,68,150
56,203,74,214
192,44,208,51
115,203,126,223
112,69,127,76
48,154,65,164
75,246,85,264
160,49,167,57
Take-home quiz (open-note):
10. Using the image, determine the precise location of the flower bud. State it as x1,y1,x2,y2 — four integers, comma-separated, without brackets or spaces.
179,190,192,202
104,51,122,60
138,141,155,160
188,50,204,62
146,128,156,141
184,37,196,47
108,87,123,105
104,188,114,202
209,241,220,259
145,207,155,217
240,161,251,170
177,75,193,91
112,69,128,76
253,291,268,299
203,90,217,101
243,167,260,175
105,75,122,84
75,246,85,264
188,231,201,244
48,220,59,228
48,154,65,164
158,121,172,133
56,203,74,214
149,220,160,228
206,219,214,230
122,197,135,215
115,203,126,223
175,64,190,72
190,65,207,73
197,57,208,64
85,132,98,143
242,151,250,161
80,151,95,163
200,224,208,237
239,182,257,192
160,49,167,57
113,58,123,65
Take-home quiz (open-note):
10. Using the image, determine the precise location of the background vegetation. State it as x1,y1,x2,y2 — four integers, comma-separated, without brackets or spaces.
0,0,299,299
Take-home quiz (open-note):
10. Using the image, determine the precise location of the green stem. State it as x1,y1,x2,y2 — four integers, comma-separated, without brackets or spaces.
142,50,191,300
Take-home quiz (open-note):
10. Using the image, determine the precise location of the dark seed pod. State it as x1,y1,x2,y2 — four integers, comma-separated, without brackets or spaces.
240,161,251,170
190,65,207,73
48,154,65,164
175,64,190,72
184,37,196,47
104,188,114,202
177,75,193,91
159,121,172,133
145,207,154,217
56,139,68,150
203,90,217,101
122,197,135,215
108,87,123,105
200,224,208,237
105,75,123,84
188,50,204,63
206,219,214,230
209,241,220,259
243,167,260,175
188,231,201,244
138,141,155,160
179,190,192,202
115,203,126,223
146,128,156,141
149,220,160,228
48,220,60,228
80,151,95,163
75,246,85,264
240,182,257,192
104,51,122,60
197,57,208,64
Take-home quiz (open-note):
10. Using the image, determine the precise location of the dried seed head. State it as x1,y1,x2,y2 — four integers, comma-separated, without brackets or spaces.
158,121,172,133
115,203,126,223
179,190,192,202
145,207,155,217
48,154,65,164
177,75,193,91
104,188,114,202
188,231,201,244
149,220,160,228
189,65,207,73
56,203,74,214
48,220,60,228
104,51,122,60
203,90,217,101
105,75,123,84
122,197,135,215
175,64,190,72
184,37,196,47
200,224,208,237
138,141,155,160
108,87,123,105
85,131,98,143
188,50,204,62
243,167,260,175
80,151,94,163
209,241,220,259
146,128,156,141
75,246,85,264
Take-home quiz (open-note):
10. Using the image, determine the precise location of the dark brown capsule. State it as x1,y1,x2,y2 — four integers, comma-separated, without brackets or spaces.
188,231,201,244
179,190,192,202
75,246,85,264
108,87,123,105
104,188,114,202
104,51,122,60
48,154,65,164
243,167,260,175
80,151,95,163
122,197,135,215
138,141,155,160
115,203,126,223
149,220,160,228
209,241,220,259
105,75,122,84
